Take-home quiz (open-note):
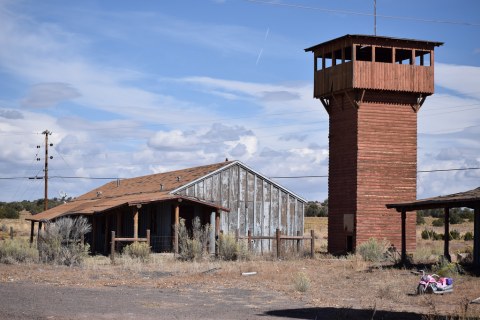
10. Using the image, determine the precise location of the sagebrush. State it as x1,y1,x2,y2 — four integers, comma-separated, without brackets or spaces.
357,238,390,262
0,239,38,264
177,217,210,261
38,216,91,266
122,242,150,261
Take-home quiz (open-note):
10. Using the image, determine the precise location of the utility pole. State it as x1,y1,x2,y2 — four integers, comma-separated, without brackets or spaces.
42,130,53,211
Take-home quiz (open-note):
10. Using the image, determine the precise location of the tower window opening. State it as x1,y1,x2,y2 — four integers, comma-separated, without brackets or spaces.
356,45,372,62
324,52,333,68
344,46,352,63
334,49,342,65
375,47,393,63
395,49,412,64
415,50,431,66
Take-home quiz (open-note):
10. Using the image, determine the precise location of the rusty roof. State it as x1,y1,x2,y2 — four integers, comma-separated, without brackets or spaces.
28,161,233,221
305,34,443,52
386,187,480,212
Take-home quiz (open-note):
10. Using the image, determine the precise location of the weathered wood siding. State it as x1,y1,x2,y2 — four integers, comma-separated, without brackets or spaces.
175,163,305,250
314,61,434,97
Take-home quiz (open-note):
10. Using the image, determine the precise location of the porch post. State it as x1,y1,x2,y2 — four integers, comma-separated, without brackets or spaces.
401,209,407,264
133,205,140,241
444,207,451,262
37,221,43,243
29,221,35,245
474,205,480,267
209,211,215,254
174,202,180,254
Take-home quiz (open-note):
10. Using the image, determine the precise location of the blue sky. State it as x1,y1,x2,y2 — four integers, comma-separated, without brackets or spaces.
0,0,479,202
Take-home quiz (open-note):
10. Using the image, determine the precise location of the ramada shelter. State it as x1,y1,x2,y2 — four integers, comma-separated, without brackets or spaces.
27,160,306,255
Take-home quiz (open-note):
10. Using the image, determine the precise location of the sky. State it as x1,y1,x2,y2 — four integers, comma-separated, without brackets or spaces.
0,0,479,203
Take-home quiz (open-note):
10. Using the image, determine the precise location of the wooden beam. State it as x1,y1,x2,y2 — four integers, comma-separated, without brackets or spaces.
444,208,451,262
174,203,180,254
29,221,35,245
133,207,139,241
319,97,330,114
401,209,407,264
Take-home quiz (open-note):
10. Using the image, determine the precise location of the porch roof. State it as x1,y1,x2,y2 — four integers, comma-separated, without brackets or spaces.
27,192,230,222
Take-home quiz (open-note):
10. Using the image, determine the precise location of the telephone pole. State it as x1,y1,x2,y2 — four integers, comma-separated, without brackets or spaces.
42,130,53,211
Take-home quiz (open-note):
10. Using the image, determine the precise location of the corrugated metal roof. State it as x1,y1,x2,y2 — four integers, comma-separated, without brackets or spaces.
386,187,480,212
27,161,234,221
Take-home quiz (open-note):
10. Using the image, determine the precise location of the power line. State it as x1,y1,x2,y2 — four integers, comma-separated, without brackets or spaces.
245,0,480,27
270,167,480,179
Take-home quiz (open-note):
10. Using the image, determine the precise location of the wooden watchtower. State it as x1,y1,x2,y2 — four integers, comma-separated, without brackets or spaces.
305,35,443,254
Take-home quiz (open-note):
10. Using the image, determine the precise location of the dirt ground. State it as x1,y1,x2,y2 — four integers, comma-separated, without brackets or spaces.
1,255,480,320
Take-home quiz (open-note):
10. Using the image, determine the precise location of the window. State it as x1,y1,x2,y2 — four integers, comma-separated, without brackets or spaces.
334,49,342,65
344,46,352,63
356,45,372,62
395,49,412,64
375,47,392,63
415,50,431,66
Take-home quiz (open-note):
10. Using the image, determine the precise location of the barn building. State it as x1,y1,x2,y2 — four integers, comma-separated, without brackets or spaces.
27,160,306,254
305,34,443,254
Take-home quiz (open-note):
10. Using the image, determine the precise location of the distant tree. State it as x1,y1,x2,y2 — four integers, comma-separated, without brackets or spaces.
416,211,425,225
449,211,463,225
432,218,444,227
305,199,328,217
305,202,321,217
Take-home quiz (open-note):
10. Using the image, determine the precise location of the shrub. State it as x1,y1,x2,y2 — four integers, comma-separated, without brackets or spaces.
449,230,461,240
293,272,311,292
38,216,91,266
416,212,426,225
432,256,462,277
122,242,150,261
432,218,444,227
177,217,210,261
449,212,463,225
0,239,38,264
463,232,474,241
421,229,436,240
356,238,390,262
217,233,249,261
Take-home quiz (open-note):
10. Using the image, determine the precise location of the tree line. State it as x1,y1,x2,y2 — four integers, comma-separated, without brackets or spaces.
0,198,68,219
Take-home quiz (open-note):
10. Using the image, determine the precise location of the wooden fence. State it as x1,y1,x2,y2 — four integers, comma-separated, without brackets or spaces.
110,230,150,262
235,228,315,258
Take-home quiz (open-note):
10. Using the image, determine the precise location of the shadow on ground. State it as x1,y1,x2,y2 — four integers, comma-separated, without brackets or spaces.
263,307,424,320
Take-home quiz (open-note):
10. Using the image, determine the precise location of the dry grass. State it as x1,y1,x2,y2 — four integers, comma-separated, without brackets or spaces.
304,217,328,252
0,218,31,240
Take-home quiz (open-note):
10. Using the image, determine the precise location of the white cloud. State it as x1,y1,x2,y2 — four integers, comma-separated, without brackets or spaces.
21,82,80,108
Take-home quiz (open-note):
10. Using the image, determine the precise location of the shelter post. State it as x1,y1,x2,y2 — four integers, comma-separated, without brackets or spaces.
474,205,480,267
401,209,407,264
174,202,180,254
133,205,140,240
209,211,215,254
444,208,451,262
29,221,35,245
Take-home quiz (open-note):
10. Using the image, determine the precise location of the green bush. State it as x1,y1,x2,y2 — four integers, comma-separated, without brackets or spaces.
463,232,474,241
356,238,390,262
416,212,426,225
433,256,462,277
449,212,463,225
421,229,436,240
449,229,461,240
122,242,150,261
0,239,39,264
432,218,444,227
177,217,210,261
38,216,91,266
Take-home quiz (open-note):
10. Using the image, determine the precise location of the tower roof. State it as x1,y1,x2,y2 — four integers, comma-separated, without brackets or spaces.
305,34,443,52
